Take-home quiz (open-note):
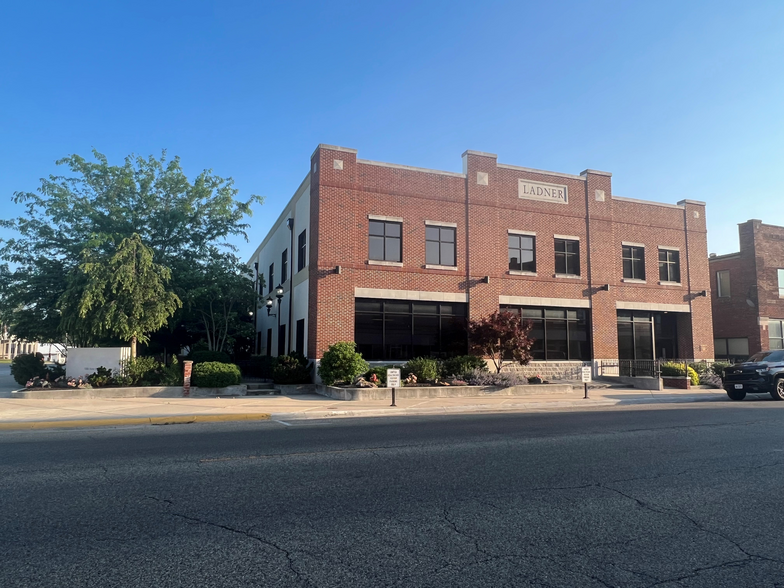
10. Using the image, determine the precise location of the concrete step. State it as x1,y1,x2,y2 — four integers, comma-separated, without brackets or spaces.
245,383,279,396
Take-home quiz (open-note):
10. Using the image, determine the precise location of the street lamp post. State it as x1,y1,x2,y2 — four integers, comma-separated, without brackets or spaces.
265,285,285,355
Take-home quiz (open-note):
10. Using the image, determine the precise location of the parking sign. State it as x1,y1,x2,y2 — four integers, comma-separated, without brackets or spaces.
386,369,401,388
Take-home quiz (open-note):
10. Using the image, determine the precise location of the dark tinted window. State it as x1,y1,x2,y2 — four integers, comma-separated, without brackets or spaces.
747,350,784,363
555,239,580,276
369,220,402,262
426,226,456,266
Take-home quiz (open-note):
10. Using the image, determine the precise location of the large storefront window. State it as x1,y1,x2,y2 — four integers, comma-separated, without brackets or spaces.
500,305,591,361
617,311,679,360
355,299,467,360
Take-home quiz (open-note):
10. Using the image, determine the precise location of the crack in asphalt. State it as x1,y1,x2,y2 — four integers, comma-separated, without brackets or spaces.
594,484,784,586
144,496,319,588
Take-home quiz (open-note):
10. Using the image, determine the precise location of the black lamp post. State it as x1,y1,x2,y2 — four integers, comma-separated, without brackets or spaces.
266,285,285,355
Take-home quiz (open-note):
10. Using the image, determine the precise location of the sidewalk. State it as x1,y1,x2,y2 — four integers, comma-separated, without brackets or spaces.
0,388,730,431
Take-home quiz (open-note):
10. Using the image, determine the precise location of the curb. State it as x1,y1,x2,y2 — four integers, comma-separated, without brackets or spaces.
0,413,272,431
270,394,726,421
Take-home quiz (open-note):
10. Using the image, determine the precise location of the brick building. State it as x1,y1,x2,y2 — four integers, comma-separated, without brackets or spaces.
248,145,714,378
709,220,784,361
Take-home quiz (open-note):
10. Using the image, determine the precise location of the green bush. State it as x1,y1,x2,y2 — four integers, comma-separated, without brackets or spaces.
11,353,48,386
709,361,732,380
192,362,242,388
441,355,488,379
190,350,232,364
273,353,313,384
159,357,183,386
88,366,115,388
318,342,369,386
123,356,162,385
236,355,277,379
688,366,700,386
688,362,710,376
660,362,687,377
403,357,441,383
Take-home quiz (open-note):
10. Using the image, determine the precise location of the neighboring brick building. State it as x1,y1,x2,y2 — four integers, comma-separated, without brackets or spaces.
709,220,784,361
248,144,714,378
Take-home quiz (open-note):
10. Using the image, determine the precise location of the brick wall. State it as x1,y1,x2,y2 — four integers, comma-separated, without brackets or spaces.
710,220,784,355
305,145,714,360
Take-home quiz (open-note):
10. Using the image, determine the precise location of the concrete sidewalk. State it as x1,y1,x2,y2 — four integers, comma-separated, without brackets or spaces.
0,387,731,430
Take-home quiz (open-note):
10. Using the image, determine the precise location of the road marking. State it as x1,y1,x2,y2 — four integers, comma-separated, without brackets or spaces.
273,419,293,426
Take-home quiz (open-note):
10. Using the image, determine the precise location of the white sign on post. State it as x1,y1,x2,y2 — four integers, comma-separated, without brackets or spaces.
581,366,592,383
386,369,401,389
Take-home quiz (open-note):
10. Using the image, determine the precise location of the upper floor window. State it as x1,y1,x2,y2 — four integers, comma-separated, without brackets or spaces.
659,249,680,283
716,270,731,298
554,238,580,276
369,220,401,262
426,225,456,267
770,320,784,350
297,230,307,272
622,245,645,280
268,263,274,294
508,234,536,272
281,249,288,283
778,269,784,298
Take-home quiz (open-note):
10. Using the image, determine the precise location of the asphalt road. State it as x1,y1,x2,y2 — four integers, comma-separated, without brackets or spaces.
2,403,783,587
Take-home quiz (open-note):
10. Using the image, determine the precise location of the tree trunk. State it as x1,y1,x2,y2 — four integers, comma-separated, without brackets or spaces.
131,336,137,359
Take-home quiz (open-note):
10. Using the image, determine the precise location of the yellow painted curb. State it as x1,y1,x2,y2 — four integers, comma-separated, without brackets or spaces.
0,413,272,431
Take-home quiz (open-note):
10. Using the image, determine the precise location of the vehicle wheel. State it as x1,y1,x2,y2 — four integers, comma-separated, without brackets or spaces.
769,378,784,401
727,389,746,401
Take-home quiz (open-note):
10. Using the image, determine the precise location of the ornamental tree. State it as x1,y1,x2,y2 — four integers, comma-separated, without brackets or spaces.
0,150,262,351
467,311,534,373
60,234,182,357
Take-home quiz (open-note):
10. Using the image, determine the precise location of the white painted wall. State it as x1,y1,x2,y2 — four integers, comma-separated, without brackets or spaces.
247,173,311,357
66,347,132,378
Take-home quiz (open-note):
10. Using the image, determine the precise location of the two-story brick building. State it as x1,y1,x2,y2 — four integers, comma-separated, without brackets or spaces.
709,220,784,361
247,144,714,378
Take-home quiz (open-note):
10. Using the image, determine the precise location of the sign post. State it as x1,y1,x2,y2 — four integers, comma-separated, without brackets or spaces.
386,368,401,407
581,365,592,399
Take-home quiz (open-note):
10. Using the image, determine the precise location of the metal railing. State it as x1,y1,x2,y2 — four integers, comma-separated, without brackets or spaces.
619,360,661,378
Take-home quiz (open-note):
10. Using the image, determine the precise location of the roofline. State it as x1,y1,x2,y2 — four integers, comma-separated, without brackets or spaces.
246,172,311,265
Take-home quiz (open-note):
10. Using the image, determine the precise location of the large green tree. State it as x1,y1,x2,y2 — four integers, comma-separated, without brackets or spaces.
0,150,262,351
182,251,258,353
61,234,182,357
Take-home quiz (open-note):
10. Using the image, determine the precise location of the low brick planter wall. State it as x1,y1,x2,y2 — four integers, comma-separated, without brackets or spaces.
315,383,574,401
662,376,691,389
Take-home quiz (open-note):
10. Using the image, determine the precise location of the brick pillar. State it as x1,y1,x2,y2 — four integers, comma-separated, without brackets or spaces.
183,360,193,396
678,199,714,360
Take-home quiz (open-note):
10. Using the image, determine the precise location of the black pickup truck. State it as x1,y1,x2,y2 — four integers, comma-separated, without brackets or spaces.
723,350,784,401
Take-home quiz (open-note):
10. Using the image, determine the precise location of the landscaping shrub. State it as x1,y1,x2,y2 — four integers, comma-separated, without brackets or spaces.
11,353,48,386
87,366,115,388
660,362,687,377
466,369,527,387
709,361,732,380
318,342,369,386
123,356,162,385
159,357,183,386
441,355,488,379
236,355,277,379
192,361,242,388
190,350,232,364
273,353,313,384
688,366,700,387
403,357,441,383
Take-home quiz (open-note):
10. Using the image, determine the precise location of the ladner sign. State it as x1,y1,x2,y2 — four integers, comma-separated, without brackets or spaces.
518,179,568,204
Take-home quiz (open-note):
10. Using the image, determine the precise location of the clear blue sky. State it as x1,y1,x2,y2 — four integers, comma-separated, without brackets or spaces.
1,0,782,260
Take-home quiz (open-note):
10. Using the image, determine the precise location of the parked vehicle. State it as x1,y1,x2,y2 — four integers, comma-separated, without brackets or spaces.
723,350,784,401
